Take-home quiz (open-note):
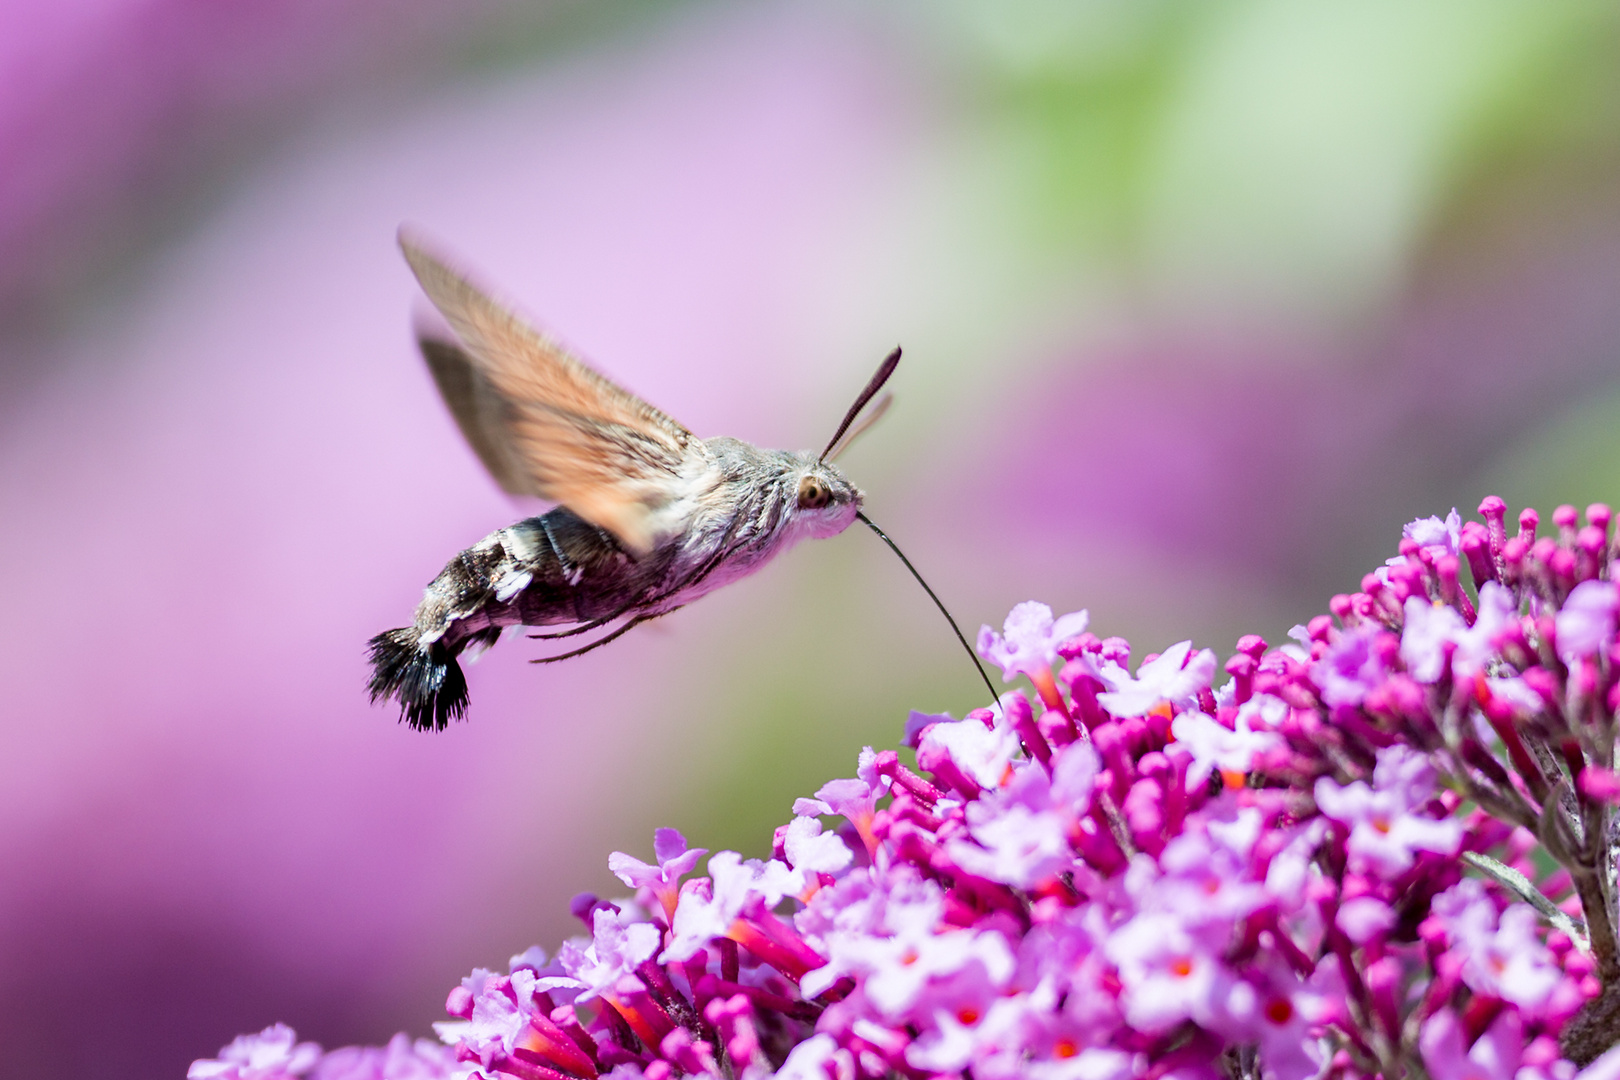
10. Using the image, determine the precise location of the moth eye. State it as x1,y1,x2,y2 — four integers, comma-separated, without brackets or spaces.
797,476,830,509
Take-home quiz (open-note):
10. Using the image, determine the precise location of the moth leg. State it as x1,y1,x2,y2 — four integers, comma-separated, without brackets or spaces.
527,531,745,644
528,616,617,641
528,608,682,664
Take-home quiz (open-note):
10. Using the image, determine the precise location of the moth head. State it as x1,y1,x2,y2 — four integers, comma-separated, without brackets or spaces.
792,461,862,537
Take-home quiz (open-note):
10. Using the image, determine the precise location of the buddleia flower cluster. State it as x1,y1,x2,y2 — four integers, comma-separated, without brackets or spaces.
194,497,1620,1080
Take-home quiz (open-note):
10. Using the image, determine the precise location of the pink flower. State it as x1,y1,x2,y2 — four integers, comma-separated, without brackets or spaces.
1335,896,1397,944
430,969,533,1065
197,500,1614,1080
1094,640,1217,716
1397,509,1463,561
608,828,706,923
977,602,1090,681
1433,880,1565,1013
1400,596,1469,682
948,799,1073,888
1421,1007,1523,1080
774,1034,850,1080
189,1025,322,1080
800,873,1015,1014
1169,709,1281,790
1557,579,1618,665
1102,911,1223,1033
309,1034,458,1080
782,815,854,876
1151,817,1271,925
1402,582,1519,682
558,906,662,1001
1314,746,1461,876
793,748,885,845
1312,623,1391,706
917,713,1020,790
662,852,804,963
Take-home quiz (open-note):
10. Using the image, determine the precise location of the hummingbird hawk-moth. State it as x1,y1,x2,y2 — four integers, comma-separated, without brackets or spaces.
368,231,948,731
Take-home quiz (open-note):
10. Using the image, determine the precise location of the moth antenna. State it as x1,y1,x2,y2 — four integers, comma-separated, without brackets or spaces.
856,511,998,707
826,392,893,462
821,347,901,462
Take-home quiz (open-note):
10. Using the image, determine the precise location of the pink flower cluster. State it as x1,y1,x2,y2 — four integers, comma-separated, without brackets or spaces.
192,498,1620,1079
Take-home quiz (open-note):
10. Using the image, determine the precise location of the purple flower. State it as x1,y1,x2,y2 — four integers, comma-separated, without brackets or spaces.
1312,623,1390,706
430,969,531,1065
1466,581,1522,672
1581,1045,1620,1080
189,1026,322,1080
1025,1048,1139,1080
774,1034,849,1080
557,906,662,1002
198,500,1613,1080
608,828,707,924
1335,896,1397,944
793,748,886,850
1557,579,1618,666
1245,960,1337,1080
1168,709,1282,790
1421,1007,1523,1080
1149,815,1271,926
309,1034,459,1080
799,872,1014,1013
1396,508,1463,561
916,712,1020,790
1432,880,1564,1013
1483,674,1544,715
782,814,854,876
1402,582,1520,683
977,602,1090,681
1469,905,1565,1012
948,799,1073,888
1313,746,1461,876
941,743,1094,889
1102,911,1223,1033
1400,596,1468,682
902,708,950,747
661,851,803,963
1093,640,1217,716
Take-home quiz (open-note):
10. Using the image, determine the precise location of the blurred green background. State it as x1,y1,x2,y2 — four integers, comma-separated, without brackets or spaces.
3,1,1619,1075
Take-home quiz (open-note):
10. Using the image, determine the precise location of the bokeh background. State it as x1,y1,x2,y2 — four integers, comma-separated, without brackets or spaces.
4,1,1620,1075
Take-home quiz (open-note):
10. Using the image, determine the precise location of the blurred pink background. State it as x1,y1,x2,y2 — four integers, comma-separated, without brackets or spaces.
4,2,1620,1077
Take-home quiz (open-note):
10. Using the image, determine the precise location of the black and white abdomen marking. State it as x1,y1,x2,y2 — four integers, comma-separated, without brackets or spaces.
367,507,652,731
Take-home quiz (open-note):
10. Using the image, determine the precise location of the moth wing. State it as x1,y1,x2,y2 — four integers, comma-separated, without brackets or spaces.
416,335,533,496
401,232,704,556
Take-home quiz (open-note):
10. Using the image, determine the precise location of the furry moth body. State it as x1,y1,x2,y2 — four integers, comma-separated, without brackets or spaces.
369,232,889,731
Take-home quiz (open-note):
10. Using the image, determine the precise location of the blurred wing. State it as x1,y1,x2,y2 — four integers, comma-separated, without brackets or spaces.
401,231,703,555
417,335,533,496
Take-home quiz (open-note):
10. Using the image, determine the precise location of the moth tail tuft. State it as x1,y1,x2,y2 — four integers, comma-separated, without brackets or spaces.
366,628,469,732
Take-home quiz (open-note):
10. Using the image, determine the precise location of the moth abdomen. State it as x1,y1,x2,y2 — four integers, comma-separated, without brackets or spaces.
366,626,475,732
368,506,651,728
